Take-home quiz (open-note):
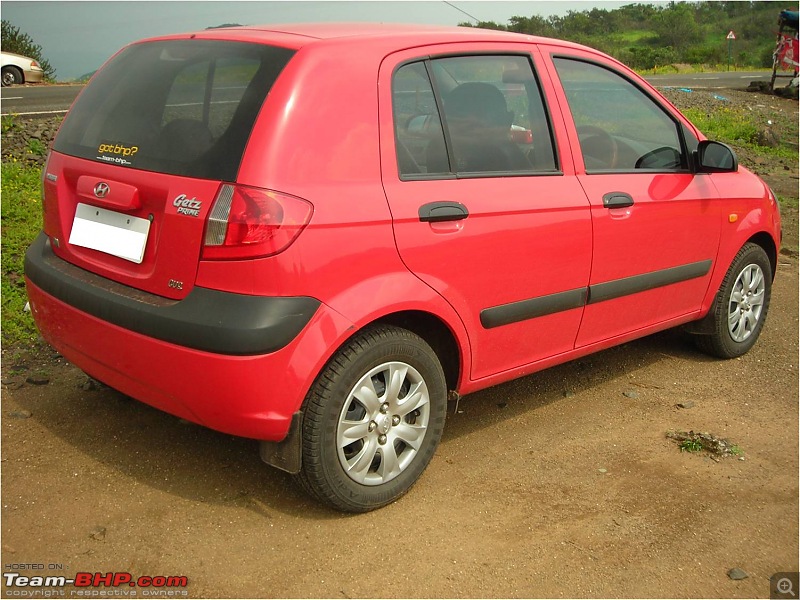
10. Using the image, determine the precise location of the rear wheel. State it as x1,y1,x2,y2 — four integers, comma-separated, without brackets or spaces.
295,325,447,512
1,66,23,87
693,243,772,358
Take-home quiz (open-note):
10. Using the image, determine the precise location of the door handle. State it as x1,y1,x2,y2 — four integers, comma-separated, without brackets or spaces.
418,202,469,223
603,192,633,208
602,192,634,209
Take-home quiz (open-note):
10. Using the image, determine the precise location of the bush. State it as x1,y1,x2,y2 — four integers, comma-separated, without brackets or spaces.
1,20,56,81
1,161,43,346
619,46,678,70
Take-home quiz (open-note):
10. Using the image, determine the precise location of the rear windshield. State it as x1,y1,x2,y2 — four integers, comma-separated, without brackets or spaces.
53,40,295,181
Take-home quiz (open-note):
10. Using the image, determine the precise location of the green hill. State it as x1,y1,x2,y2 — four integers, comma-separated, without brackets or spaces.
460,1,795,71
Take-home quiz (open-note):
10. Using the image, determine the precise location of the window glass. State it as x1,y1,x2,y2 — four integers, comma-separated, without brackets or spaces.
392,62,448,175
53,40,294,181
553,57,684,171
392,55,557,177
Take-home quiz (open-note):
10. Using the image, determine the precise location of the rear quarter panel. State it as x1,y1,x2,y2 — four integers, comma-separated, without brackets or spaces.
197,37,474,389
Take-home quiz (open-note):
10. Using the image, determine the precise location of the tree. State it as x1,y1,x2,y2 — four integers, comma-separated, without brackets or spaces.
1,20,56,81
652,3,704,57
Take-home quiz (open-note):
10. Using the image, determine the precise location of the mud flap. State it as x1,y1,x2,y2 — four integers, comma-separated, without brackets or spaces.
682,293,720,335
259,411,302,474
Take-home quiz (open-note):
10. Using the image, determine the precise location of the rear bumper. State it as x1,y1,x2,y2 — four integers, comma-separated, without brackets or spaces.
24,232,352,440
25,233,320,355
23,68,44,83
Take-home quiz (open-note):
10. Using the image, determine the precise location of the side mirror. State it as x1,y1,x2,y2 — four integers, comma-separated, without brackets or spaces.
695,140,738,173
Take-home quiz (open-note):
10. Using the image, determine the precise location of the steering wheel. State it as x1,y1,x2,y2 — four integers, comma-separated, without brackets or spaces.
577,125,619,170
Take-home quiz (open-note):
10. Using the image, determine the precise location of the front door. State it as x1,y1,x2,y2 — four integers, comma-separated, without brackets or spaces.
542,50,721,347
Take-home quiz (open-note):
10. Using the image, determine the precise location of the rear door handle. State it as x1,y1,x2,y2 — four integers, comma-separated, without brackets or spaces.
418,201,469,223
602,192,634,209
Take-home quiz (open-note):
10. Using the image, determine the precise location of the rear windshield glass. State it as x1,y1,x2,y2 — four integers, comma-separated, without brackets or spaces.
53,40,295,181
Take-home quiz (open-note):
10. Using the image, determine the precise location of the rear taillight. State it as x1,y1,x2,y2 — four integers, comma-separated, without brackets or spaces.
202,184,313,260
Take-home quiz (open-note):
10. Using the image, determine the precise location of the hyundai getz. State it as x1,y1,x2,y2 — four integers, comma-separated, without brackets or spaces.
25,23,781,512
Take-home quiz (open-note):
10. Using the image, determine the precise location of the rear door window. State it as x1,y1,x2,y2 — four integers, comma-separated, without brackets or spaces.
393,54,558,178
53,40,295,181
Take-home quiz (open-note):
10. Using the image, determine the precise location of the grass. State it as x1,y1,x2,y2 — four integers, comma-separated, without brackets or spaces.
683,106,800,163
679,439,704,453
683,106,760,144
1,162,44,346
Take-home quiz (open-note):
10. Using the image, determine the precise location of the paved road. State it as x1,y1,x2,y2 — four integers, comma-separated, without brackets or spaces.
0,71,774,117
0,84,83,116
643,70,771,89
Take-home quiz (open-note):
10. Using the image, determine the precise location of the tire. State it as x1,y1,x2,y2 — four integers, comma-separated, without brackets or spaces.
295,325,447,512
1,66,23,87
693,243,772,359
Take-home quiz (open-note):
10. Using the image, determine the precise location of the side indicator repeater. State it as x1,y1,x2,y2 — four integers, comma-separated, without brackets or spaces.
728,214,738,223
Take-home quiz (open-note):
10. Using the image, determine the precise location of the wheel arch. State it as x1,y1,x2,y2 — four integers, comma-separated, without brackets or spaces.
687,235,775,336
746,231,778,281
373,310,462,392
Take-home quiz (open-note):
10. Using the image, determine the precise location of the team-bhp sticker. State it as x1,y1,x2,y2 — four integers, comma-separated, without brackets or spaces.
96,141,140,166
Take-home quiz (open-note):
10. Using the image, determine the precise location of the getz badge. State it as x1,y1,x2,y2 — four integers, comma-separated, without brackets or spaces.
173,194,202,217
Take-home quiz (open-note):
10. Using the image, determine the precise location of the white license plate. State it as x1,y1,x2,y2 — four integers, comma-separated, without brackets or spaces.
69,203,151,264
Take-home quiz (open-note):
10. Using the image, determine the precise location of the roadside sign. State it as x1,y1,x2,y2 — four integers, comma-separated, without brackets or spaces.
727,31,736,40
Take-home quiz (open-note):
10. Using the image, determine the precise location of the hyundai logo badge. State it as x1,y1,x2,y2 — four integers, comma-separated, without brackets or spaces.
94,182,110,198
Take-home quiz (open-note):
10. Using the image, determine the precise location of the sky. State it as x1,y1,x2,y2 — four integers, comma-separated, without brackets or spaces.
2,1,641,80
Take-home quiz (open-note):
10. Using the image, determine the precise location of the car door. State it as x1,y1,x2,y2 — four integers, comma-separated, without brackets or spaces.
540,49,722,347
379,46,592,381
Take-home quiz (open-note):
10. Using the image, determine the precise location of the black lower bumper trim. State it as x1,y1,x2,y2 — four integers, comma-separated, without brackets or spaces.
24,232,320,356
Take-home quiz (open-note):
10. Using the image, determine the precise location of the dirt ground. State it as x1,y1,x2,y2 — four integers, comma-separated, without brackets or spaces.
1,88,798,599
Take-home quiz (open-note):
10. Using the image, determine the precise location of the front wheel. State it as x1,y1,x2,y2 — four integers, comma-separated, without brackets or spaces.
295,325,447,512
693,243,772,358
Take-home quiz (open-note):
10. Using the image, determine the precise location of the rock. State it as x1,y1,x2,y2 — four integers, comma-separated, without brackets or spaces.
598,468,608,474
755,127,780,148
496,402,508,409
727,567,749,580
81,378,103,391
563,390,576,398
623,390,640,399
775,85,799,100
25,375,50,386
89,526,107,541
9,410,32,419
747,81,771,93
676,401,695,409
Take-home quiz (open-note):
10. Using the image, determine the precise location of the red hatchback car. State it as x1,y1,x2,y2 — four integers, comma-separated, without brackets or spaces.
25,23,781,512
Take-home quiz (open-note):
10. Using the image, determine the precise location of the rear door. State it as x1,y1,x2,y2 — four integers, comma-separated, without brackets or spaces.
45,39,294,299
541,49,721,347
379,45,592,381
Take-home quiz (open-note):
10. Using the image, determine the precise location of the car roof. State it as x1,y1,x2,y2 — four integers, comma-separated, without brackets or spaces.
146,22,589,53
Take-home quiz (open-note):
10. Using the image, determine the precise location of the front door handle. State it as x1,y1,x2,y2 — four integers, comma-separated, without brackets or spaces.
418,201,469,223
602,192,634,209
